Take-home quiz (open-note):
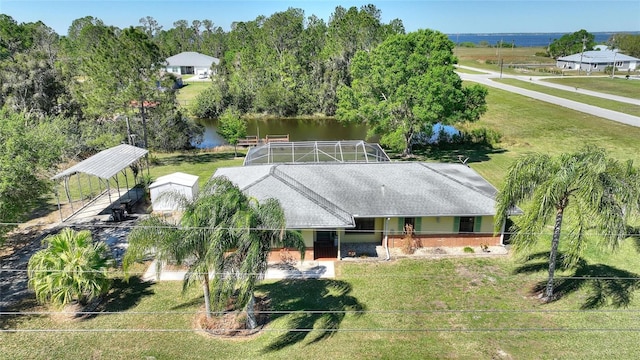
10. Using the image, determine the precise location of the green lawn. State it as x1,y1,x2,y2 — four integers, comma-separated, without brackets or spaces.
149,150,245,188
540,77,640,100
5,238,640,359
175,81,210,108
413,84,640,187
493,78,640,117
454,46,558,76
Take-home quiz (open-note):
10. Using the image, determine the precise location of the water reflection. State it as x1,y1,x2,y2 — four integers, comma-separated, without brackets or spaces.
196,118,369,148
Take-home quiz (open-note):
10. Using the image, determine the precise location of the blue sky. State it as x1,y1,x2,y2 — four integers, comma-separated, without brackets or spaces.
2,0,639,36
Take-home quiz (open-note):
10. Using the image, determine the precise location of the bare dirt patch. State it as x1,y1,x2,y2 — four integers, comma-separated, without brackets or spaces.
195,295,271,338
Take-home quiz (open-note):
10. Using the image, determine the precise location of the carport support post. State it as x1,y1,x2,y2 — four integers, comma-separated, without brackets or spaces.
76,174,84,207
337,230,341,260
64,177,74,213
106,180,112,204
88,175,93,199
123,169,131,200
114,176,122,199
55,185,63,222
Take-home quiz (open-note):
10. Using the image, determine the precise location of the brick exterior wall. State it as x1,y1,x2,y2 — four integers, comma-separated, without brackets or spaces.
267,248,314,263
266,234,501,261
388,234,501,248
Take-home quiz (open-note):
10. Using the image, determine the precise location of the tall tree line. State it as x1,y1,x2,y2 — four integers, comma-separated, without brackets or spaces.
182,5,405,118
0,15,202,241
1,14,202,157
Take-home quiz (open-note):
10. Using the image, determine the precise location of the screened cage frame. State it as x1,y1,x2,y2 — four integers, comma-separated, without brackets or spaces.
243,140,390,166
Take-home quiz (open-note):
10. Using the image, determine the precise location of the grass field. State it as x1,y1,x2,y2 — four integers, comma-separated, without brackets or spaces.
541,77,640,100
149,148,244,188
175,81,210,108
494,78,640,117
5,238,640,359
454,46,557,76
414,84,640,187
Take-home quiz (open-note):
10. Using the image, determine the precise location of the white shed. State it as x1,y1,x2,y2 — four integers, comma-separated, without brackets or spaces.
149,172,199,212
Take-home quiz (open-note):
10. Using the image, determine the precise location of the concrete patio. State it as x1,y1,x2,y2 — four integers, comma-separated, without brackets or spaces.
142,260,336,282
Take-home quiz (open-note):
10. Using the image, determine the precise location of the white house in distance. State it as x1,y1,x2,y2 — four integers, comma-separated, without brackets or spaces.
150,172,199,212
556,46,639,73
165,51,220,77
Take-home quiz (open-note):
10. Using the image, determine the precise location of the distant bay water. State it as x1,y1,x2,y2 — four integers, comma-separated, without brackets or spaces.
446,32,640,47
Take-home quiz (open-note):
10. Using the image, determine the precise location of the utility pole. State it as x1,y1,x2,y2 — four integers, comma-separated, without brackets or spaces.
578,37,587,75
611,51,617,78
498,39,504,79
611,38,617,79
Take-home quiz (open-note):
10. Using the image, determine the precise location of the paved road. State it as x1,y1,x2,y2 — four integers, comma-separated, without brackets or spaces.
456,66,640,127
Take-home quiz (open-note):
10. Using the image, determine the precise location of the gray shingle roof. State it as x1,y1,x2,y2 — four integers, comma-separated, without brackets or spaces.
214,162,498,229
165,52,220,67
52,144,148,180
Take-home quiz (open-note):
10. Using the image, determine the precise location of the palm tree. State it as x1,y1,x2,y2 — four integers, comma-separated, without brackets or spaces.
227,198,305,329
27,228,112,308
495,146,639,301
125,177,305,324
124,177,249,318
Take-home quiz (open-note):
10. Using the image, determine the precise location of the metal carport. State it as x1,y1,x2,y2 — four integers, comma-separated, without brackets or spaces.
51,144,149,222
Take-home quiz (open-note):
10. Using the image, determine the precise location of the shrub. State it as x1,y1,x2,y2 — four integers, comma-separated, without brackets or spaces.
452,127,503,147
401,224,421,254
28,228,112,308
463,246,474,253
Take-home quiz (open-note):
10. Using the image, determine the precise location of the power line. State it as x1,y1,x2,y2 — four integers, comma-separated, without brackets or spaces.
4,308,640,316
2,220,640,237
4,327,640,334
5,268,640,281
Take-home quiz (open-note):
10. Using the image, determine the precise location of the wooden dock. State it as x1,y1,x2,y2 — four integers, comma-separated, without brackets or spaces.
237,134,289,147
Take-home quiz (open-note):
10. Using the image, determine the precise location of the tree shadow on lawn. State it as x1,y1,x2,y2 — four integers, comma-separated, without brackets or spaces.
389,143,506,164
258,279,365,353
626,225,640,252
0,278,154,328
169,296,204,311
154,152,238,166
93,277,155,315
514,251,640,309
0,297,42,330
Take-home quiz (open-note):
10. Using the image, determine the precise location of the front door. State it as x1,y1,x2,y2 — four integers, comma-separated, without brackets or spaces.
314,230,337,259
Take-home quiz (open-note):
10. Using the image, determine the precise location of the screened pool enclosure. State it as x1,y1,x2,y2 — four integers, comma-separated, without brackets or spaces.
243,140,390,166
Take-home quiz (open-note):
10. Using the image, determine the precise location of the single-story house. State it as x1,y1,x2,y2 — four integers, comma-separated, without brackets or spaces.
150,172,199,212
556,49,639,72
213,162,505,260
165,51,220,77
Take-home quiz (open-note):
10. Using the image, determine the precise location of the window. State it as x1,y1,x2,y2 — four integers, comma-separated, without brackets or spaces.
404,217,415,234
458,217,475,233
347,218,375,233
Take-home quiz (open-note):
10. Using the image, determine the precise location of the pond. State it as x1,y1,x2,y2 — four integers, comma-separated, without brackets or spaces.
196,118,370,148
195,118,459,149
